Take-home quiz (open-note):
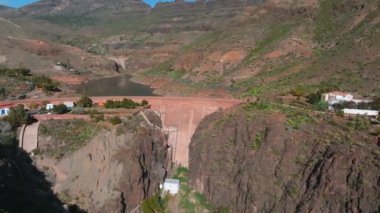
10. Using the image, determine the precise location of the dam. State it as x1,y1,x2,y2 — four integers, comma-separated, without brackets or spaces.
3,96,241,167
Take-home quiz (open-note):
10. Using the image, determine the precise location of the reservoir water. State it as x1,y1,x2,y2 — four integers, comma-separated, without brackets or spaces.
74,75,156,96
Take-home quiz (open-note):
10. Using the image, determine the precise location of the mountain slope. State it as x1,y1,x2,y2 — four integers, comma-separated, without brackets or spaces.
0,17,26,38
143,0,380,97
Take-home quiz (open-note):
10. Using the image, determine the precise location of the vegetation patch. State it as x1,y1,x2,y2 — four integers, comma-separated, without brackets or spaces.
37,119,99,159
245,23,293,62
141,194,168,213
173,167,213,212
245,102,314,130
104,98,148,109
0,67,59,95
251,131,265,150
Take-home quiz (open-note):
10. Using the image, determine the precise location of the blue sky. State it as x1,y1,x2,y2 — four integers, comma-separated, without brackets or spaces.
0,0,178,8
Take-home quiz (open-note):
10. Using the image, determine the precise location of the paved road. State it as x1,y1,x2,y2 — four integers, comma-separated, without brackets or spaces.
22,122,40,153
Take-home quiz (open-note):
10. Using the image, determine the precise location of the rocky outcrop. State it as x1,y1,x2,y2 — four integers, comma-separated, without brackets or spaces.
37,113,169,212
189,105,380,212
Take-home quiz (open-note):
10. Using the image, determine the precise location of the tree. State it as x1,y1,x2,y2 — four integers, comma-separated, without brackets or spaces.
53,104,68,114
109,116,122,125
104,100,115,108
141,100,149,106
121,98,137,109
5,104,33,128
76,96,93,108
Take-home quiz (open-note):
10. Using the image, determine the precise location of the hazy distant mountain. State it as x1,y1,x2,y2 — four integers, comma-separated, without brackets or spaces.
18,0,150,16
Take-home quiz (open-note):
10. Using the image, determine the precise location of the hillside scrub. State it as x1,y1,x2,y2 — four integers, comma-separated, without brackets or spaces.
37,119,99,159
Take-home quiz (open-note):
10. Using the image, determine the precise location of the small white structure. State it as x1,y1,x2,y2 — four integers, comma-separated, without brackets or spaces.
343,109,378,118
322,91,354,104
352,98,373,104
63,101,75,109
160,179,180,195
46,104,54,110
0,108,10,116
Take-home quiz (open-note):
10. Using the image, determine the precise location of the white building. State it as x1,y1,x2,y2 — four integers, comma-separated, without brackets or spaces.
63,101,75,109
352,98,373,104
321,91,354,104
343,109,378,118
160,179,180,195
0,108,10,116
46,104,54,110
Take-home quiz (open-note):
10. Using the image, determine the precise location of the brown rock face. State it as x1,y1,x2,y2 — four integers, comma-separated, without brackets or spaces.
189,106,380,212
38,113,169,212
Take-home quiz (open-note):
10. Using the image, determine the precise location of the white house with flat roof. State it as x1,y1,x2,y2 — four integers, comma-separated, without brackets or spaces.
343,109,378,118
0,108,10,116
160,179,180,195
46,104,54,110
321,91,354,104
63,101,75,109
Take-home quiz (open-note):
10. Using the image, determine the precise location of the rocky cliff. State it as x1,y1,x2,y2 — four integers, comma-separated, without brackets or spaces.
36,112,170,212
189,103,380,212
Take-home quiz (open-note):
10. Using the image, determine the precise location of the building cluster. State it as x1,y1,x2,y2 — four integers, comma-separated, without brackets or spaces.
321,91,378,118
0,101,76,117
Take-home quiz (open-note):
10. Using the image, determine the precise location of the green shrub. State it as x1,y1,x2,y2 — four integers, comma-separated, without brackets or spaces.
109,116,122,125
251,131,265,150
31,75,59,92
104,99,140,109
0,67,31,78
141,194,167,213
5,104,33,128
53,104,68,114
93,113,104,122
141,100,149,106
104,100,116,108
76,96,93,108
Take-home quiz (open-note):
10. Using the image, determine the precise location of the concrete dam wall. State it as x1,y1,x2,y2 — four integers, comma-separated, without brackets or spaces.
4,96,241,167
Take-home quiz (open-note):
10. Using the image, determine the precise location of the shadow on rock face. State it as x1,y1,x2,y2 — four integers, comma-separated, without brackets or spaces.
0,144,86,213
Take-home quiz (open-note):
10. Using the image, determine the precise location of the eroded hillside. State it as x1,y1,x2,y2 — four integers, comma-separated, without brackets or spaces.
33,111,170,212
